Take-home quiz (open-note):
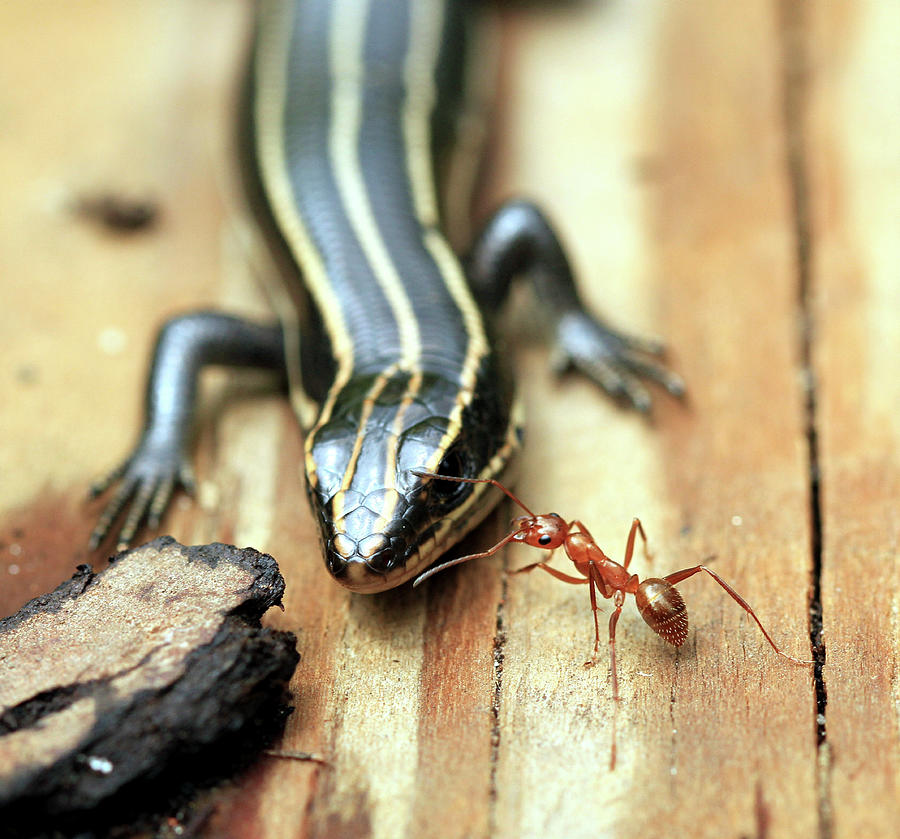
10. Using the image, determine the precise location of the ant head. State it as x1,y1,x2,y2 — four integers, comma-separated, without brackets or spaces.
634,578,688,647
512,512,567,550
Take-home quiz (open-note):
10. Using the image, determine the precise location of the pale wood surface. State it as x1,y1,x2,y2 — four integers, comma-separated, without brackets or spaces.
806,2,900,836
0,2,897,838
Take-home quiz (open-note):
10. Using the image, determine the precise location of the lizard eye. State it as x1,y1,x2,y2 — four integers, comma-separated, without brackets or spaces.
430,448,469,502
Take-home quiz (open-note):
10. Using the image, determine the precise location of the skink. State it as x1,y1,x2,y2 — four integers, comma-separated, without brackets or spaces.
89,0,682,592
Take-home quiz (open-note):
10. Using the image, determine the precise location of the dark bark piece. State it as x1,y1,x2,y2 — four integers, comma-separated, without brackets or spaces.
0,537,299,837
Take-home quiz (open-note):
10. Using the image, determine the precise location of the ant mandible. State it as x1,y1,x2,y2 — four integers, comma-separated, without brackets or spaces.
413,471,813,700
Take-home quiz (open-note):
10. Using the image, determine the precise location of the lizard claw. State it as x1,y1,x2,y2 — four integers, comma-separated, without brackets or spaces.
553,311,685,412
88,434,194,551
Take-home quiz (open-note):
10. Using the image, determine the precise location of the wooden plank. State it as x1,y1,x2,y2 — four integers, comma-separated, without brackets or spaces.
488,1,818,837
20,0,900,837
805,1,900,836
0,0,251,610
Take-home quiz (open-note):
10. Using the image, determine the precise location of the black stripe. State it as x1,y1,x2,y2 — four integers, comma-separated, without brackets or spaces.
282,0,402,370
359,0,471,373
271,0,479,379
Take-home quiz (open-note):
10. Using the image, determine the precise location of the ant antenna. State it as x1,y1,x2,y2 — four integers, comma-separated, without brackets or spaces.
411,469,536,517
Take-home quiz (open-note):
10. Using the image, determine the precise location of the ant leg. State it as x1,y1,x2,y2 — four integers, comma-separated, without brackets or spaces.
607,591,626,701
591,566,612,667
623,518,652,570
583,571,608,669
663,565,814,665
606,596,625,772
591,576,603,654
512,562,588,586
569,519,596,541
412,470,536,516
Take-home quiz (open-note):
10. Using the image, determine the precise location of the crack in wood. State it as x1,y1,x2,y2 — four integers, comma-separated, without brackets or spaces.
487,566,508,834
777,2,831,838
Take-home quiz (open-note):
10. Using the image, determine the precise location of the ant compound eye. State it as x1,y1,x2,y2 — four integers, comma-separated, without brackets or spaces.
538,534,552,546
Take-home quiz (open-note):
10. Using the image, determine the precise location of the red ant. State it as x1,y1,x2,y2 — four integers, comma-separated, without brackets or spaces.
413,471,813,701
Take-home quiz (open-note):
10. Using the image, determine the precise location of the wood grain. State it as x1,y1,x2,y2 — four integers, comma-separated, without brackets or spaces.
0,1,897,837
491,2,817,836
805,1,900,836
